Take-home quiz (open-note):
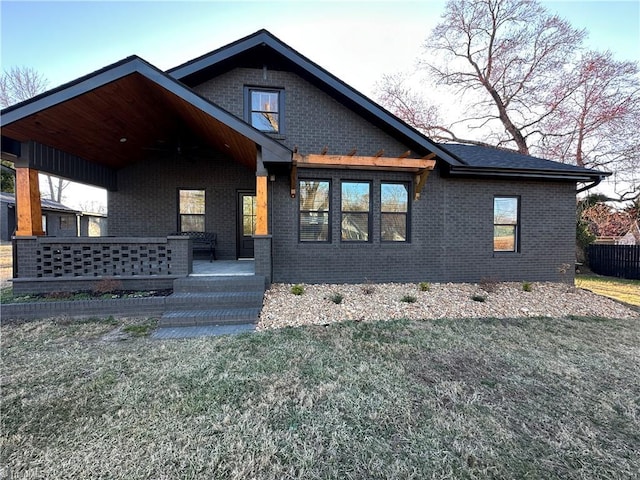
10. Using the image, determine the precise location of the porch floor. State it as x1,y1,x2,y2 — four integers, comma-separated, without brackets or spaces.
191,259,255,276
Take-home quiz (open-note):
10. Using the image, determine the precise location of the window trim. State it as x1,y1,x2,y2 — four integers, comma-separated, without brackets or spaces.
493,196,520,253
244,86,285,134
340,180,372,243
178,188,206,233
380,181,410,243
299,179,331,243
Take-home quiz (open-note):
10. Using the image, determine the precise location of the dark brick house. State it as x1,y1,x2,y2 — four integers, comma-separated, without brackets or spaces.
0,30,607,293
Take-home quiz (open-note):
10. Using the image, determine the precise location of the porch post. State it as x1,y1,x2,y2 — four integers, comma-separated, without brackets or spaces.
253,153,272,285
255,175,269,235
14,167,45,237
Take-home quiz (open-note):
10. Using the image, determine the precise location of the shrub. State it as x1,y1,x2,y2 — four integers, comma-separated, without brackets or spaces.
472,294,487,302
522,281,533,292
419,282,431,292
329,293,344,304
92,278,123,295
401,295,417,303
290,284,305,295
123,322,155,337
45,291,73,300
361,280,376,295
479,277,499,293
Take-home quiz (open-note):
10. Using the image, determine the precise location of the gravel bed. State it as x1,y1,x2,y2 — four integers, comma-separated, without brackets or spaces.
258,282,639,330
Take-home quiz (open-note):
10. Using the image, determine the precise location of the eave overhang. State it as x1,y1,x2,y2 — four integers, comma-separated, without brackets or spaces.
1,55,291,181
444,164,611,182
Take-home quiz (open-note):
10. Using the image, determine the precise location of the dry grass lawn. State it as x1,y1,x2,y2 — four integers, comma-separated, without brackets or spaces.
0,244,12,289
576,275,640,307
2,314,639,479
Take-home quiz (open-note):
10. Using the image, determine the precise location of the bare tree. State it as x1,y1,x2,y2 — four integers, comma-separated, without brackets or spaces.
537,51,640,199
424,0,585,154
0,66,49,106
43,175,70,203
375,0,640,201
1,66,71,202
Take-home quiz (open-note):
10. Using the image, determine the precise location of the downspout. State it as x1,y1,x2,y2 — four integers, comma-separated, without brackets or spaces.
577,176,604,194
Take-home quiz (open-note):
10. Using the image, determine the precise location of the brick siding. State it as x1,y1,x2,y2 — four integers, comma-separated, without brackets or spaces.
104,66,578,284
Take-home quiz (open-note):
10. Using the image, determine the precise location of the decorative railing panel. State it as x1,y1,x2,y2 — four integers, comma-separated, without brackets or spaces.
13,236,191,278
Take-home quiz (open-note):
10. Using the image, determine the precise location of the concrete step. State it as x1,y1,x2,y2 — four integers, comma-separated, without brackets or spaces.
166,291,264,309
173,275,266,293
158,307,261,327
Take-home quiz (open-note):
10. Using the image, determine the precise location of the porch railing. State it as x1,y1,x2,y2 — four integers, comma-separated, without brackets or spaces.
12,236,192,294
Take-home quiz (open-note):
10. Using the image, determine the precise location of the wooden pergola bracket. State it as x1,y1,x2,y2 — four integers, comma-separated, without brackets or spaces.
289,151,436,199
290,163,297,198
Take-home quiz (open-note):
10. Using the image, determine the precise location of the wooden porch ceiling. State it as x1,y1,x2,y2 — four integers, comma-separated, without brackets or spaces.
1,72,258,171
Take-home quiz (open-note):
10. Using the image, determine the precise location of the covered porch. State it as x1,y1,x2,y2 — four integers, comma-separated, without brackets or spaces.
1,57,290,293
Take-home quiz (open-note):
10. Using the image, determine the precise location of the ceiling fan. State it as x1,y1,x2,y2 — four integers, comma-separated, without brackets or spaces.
142,140,200,158
143,132,201,160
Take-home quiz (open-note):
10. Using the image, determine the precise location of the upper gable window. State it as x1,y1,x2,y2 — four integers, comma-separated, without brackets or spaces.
246,88,284,134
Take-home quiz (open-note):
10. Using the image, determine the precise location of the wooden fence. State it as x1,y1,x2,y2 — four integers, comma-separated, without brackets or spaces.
587,245,640,280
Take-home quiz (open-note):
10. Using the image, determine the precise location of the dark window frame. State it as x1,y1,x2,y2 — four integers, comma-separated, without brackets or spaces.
178,188,206,233
299,179,331,243
493,196,520,253
380,181,411,243
59,215,75,230
340,180,372,243
244,86,285,134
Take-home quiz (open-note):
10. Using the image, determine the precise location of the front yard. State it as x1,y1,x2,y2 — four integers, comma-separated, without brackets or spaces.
2,314,639,479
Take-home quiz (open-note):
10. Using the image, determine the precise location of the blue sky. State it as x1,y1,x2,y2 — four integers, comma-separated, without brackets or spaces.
1,0,639,98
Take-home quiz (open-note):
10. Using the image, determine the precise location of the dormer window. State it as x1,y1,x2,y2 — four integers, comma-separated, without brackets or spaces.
245,87,284,134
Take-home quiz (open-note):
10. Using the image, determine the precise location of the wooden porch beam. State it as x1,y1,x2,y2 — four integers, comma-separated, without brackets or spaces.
255,175,269,235
15,167,45,236
292,153,436,172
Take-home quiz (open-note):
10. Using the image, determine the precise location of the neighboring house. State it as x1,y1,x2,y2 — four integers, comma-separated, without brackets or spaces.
0,192,80,241
79,211,107,237
615,222,640,246
0,29,608,292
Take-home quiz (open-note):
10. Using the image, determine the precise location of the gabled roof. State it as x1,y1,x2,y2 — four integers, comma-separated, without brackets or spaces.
169,29,607,182
169,29,464,166
1,54,291,173
1,29,608,184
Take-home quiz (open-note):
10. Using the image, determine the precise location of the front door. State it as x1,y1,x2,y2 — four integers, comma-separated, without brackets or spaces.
237,191,256,258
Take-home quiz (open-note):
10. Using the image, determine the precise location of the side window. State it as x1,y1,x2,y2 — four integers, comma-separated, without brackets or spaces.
179,189,205,232
494,197,519,252
299,180,330,242
246,88,284,133
341,181,371,242
381,183,409,242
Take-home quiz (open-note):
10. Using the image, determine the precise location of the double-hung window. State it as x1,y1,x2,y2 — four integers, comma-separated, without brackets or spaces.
381,183,409,242
299,180,330,242
179,189,205,232
246,88,283,133
493,197,519,252
341,181,371,242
